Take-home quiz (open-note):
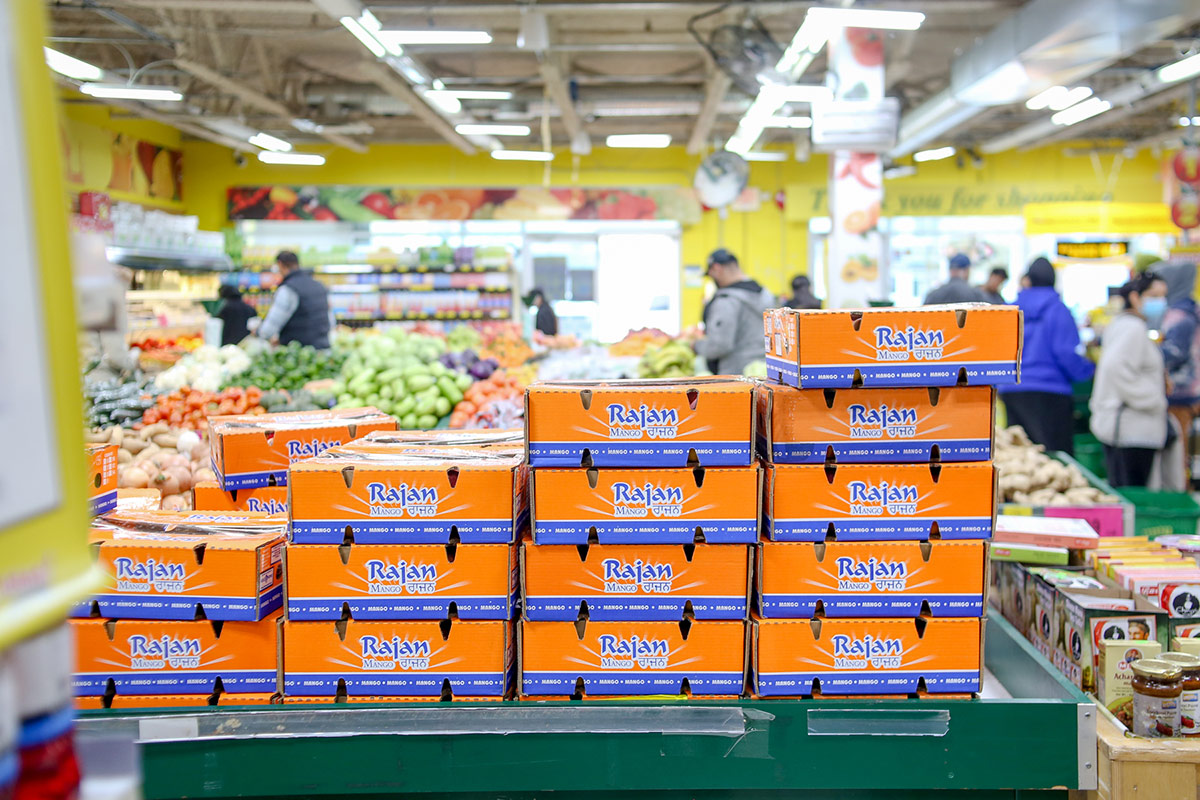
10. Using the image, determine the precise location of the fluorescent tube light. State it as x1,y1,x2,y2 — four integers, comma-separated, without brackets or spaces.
1159,53,1200,84
1181,116,1193,127
340,16,386,58
258,151,326,165
441,89,513,100
913,146,955,162
423,90,461,114
358,9,382,32
776,18,827,75
491,150,554,161
883,165,917,179
44,47,102,81
742,152,787,161
764,116,813,128
1050,86,1092,111
1050,97,1111,126
456,123,531,136
606,134,671,148
385,55,428,84
805,7,925,31
79,83,182,101
761,84,832,104
377,30,492,46
248,132,292,152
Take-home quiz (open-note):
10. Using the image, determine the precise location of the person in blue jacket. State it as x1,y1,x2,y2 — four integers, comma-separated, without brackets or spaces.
999,257,1095,454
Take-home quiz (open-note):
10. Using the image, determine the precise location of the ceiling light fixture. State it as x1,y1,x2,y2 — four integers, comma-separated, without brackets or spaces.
340,16,386,58
385,55,428,85
764,116,813,129
248,132,293,152
79,83,182,102
1158,52,1200,84
491,149,554,161
742,151,787,162
456,123,531,136
423,90,462,114
377,30,492,46
913,146,955,162
1028,85,1094,111
1050,96,1111,126
804,7,926,31
258,151,326,166
441,89,513,100
44,47,102,81
883,165,917,179
761,84,833,105
606,134,671,148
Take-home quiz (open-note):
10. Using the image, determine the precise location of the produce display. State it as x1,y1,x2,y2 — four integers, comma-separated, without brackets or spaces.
141,386,265,432
84,372,155,428
86,422,211,511
449,371,527,428
153,344,252,393
225,340,344,392
131,334,203,368
608,327,670,356
638,338,700,378
479,324,534,367
996,425,1120,505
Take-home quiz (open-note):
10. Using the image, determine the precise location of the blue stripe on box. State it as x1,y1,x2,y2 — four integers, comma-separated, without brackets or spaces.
765,356,799,387
90,490,117,517
68,586,283,621
758,593,983,618
528,442,752,468
770,438,992,463
522,671,744,696
533,519,757,545
290,519,512,544
798,362,1018,388
286,596,511,621
283,672,507,696
767,518,992,542
523,595,748,621
213,468,289,491
73,669,276,696
756,670,980,696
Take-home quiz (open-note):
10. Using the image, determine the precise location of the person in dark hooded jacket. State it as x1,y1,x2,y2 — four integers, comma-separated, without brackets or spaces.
1158,260,1200,480
999,257,1094,454
693,248,775,374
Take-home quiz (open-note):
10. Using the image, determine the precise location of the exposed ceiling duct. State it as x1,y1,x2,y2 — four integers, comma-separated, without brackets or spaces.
891,0,1200,157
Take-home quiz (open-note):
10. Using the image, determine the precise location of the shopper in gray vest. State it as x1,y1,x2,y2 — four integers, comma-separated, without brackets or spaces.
257,250,333,349
925,253,985,305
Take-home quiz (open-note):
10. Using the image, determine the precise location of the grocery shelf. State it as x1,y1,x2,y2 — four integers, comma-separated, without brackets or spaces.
75,615,1096,800
231,263,510,274
334,311,512,322
106,246,232,272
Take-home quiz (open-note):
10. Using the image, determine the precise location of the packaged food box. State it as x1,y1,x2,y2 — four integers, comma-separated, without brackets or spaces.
72,618,278,696
1173,636,1200,656
192,482,289,514
115,488,161,512
521,541,751,621
990,542,1069,565
754,617,983,696
1051,585,1167,692
71,523,285,621
289,448,526,545
75,692,277,710
762,304,1022,388
1002,498,1132,539
756,384,994,463
282,619,512,699
525,379,755,468
993,515,1099,550
531,467,759,545
763,462,995,541
757,540,987,618
208,407,397,490
285,542,516,621
87,442,118,516
994,560,1033,634
520,620,746,697
1098,639,1162,725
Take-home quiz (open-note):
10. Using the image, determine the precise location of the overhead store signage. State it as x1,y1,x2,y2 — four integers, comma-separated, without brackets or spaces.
1025,203,1175,235
1055,240,1130,259
227,186,701,224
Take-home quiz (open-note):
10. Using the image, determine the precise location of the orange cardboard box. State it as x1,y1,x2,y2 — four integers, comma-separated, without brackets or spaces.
757,384,994,464
520,620,746,697
208,407,397,490
75,692,277,710
116,488,161,512
757,540,988,618
355,428,524,450
521,541,751,621
763,304,1022,388
764,462,996,541
282,619,512,698
92,509,288,536
754,617,984,696
192,481,289,514
72,617,279,696
285,542,516,620
283,694,497,704
71,523,285,621
531,467,759,545
526,378,755,468
289,449,526,544
87,442,118,516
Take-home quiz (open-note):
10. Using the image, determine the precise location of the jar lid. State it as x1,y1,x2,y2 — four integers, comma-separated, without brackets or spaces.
1132,658,1184,680
1162,652,1200,668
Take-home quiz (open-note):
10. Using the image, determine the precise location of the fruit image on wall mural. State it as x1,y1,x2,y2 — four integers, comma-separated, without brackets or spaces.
107,134,182,201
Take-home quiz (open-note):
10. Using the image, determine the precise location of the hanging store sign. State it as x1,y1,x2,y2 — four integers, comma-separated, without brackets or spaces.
1055,240,1130,259
1025,202,1175,235
227,185,701,224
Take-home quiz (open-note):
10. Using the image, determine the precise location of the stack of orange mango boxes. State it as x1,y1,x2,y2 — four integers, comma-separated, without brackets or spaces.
522,379,758,699
755,305,1022,697
280,429,524,702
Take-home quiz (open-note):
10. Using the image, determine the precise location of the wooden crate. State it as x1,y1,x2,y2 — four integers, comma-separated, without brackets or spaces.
1086,714,1200,799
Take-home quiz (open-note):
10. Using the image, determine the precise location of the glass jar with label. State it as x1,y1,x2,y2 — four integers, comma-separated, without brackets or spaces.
1131,659,1183,738
1162,653,1200,737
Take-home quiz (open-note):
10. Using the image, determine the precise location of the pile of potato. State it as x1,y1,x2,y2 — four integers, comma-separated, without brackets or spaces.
84,423,215,511
995,425,1120,506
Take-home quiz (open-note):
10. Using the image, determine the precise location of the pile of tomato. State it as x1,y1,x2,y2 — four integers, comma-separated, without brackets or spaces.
139,386,265,432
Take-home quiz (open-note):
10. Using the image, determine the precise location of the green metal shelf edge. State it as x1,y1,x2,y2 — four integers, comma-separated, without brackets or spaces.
77,616,1096,799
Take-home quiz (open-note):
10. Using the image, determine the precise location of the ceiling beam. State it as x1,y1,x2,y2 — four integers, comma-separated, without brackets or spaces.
109,0,316,12
687,71,731,154
539,60,586,150
358,61,477,155
199,10,229,72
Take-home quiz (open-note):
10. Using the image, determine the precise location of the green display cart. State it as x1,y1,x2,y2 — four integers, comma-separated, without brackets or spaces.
76,615,1096,800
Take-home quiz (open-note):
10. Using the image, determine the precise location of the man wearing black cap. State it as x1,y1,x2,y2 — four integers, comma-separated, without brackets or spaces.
925,253,985,305
693,248,775,374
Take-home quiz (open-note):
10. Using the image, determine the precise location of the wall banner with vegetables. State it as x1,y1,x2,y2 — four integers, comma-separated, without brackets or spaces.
227,186,702,224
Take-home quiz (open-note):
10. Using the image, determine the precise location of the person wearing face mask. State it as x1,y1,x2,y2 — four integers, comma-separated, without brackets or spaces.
1089,270,1170,487
1157,260,1200,484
